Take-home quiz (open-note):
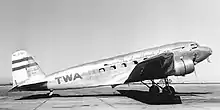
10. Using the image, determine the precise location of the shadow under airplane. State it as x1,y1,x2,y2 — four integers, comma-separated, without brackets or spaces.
117,90,182,104
175,92,212,96
16,93,122,100
16,90,212,105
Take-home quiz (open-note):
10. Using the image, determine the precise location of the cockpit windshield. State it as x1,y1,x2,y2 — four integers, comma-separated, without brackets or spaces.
191,43,199,49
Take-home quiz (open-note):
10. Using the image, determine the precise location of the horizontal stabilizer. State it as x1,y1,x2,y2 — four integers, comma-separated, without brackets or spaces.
8,81,48,92
8,86,19,92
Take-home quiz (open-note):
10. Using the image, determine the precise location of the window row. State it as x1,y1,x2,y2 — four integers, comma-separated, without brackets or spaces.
97,59,147,73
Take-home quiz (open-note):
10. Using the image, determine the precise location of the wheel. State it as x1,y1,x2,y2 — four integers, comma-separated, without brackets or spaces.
162,86,175,96
149,85,160,95
48,90,53,97
49,91,53,97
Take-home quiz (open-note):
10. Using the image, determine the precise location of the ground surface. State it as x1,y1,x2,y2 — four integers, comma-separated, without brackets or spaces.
0,84,220,110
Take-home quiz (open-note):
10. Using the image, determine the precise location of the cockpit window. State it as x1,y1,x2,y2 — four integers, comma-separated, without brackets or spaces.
191,43,199,47
192,46,197,49
191,43,199,49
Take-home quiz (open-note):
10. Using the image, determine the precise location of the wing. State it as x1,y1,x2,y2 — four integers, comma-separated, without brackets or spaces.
124,52,175,83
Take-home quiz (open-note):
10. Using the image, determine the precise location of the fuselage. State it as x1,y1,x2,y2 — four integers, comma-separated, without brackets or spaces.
44,42,212,90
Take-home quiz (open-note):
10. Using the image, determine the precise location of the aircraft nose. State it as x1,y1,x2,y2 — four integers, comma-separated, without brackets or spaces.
202,47,212,55
208,47,212,55
195,46,212,63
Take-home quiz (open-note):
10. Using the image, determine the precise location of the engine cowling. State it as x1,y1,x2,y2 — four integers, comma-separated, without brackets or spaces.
174,58,195,76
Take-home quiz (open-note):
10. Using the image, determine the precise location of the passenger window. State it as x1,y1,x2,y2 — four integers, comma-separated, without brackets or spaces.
110,65,116,70
133,61,138,64
99,68,105,72
121,63,127,67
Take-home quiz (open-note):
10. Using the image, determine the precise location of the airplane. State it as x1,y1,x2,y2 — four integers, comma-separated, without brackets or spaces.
9,41,212,96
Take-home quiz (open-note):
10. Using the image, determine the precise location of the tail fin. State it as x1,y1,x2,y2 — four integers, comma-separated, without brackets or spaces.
12,50,46,87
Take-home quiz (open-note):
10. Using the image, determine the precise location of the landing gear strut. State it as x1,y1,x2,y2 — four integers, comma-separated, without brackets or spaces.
141,78,176,96
162,78,175,96
141,80,160,95
162,86,175,95
47,89,53,97
149,85,160,95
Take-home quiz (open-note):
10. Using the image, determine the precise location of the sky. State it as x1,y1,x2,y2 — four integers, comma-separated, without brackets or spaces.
0,0,219,84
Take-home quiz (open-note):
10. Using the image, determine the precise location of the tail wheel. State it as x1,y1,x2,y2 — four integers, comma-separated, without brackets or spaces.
149,85,160,95
47,89,53,97
162,86,175,96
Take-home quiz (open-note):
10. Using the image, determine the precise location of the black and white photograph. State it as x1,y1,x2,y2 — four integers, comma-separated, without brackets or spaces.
0,0,219,110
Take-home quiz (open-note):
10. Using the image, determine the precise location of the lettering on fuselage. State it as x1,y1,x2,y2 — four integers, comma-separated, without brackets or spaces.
55,73,82,84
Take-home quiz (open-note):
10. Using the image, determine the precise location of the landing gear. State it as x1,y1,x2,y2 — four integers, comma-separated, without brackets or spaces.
141,79,181,104
141,78,176,96
162,86,175,96
47,89,53,97
162,78,175,96
149,85,160,95
141,80,160,95
111,84,119,94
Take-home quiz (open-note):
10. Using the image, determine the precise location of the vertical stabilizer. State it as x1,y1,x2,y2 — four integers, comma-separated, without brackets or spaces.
12,50,45,87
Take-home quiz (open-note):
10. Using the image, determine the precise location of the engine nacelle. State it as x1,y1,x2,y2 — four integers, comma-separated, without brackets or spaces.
174,58,195,76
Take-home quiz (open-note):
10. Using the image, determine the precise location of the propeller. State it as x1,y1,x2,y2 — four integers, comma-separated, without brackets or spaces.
193,53,198,65
193,59,198,78
194,69,197,78
207,57,211,63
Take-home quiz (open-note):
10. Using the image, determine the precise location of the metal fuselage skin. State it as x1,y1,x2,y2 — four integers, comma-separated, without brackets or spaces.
43,42,212,90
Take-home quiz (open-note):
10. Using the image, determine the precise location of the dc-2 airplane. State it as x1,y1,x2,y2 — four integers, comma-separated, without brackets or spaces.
9,42,212,96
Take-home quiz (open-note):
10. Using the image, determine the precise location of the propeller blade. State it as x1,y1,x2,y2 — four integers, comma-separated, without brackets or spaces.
207,57,211,63
193,53,197,65
194,62,198,65
194,70,197,78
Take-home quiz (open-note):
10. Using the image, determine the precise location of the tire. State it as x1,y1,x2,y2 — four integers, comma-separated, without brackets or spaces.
149,85,160,95
162,86,175,96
